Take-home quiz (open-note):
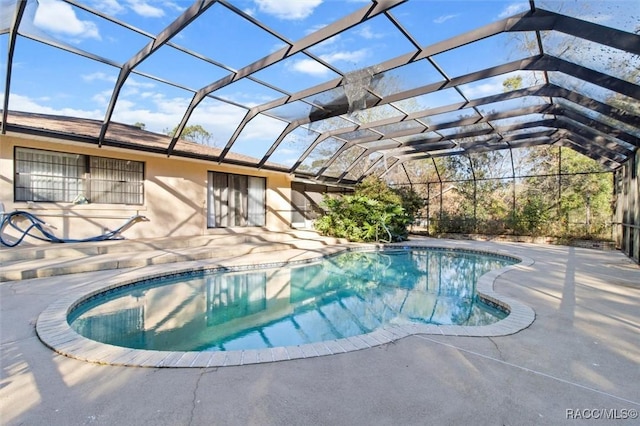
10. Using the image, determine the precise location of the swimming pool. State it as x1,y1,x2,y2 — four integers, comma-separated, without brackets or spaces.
68,248,515,352
36,242,535,367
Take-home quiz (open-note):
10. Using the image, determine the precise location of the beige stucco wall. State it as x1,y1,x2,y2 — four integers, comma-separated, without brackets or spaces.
0,133,295,244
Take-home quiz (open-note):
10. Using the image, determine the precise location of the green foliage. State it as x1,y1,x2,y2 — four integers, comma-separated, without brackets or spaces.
166,124,215,146
355,174,403,204
517,147,613,238
314,176,423,242
393,185,424,223
502,75,523,92
428,146,614,240
510,195,553,236
437,211,475,234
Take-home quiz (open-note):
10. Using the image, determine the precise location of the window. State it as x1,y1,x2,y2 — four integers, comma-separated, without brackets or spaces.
207,171,265,227
14,147,144,205
15,148,85,202
89,156,144,204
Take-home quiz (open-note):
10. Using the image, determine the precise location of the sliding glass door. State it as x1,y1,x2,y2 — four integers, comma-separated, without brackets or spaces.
208,172,265,227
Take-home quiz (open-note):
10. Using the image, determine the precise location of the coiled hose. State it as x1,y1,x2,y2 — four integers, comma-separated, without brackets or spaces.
0,210,148,247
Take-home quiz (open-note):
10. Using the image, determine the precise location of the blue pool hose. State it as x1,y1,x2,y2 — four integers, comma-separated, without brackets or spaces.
0,210,148,247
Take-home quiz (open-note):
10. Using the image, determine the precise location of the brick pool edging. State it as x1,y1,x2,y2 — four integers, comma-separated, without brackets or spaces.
36,241,536,368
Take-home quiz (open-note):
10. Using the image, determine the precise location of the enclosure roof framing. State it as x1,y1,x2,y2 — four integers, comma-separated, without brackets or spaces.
1,0,638,186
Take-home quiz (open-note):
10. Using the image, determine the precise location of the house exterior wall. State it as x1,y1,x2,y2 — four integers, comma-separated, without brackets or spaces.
290,181,352,228
0,133,295,244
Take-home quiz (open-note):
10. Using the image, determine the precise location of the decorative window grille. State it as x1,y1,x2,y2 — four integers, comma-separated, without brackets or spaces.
15,148,86,202
14,147,144,205
89,157,144,204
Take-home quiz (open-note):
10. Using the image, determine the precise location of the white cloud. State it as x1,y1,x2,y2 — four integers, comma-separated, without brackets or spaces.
320,49,368,64
433,14,459,24
122,86,140,97
5,87,275,139
34,0,101,40
112,109,176,133
113,99,136,111
91,0,126,15
115,78,157,97
109,96,188,133
126,78,156,89
356,25,384,40
460,71,537,98
91,89,114,105
214,91,273,109
234,115,288,145
460,81,504,98
498,3,530,19
92,0,181,17
125,0,165,18
290,59,331,77
255,0,322,20
4,92,179,135
6,93,104,120
82,72,117,83
108,89,247,135
156,96,190,114
190,103,247,133
275,147,297,156
161,1,186,14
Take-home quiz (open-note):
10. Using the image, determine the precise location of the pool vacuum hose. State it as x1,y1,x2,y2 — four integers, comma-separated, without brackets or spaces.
0,210,148,247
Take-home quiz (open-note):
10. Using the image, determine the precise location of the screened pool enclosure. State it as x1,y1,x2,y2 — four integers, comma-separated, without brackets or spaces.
1,0,638,261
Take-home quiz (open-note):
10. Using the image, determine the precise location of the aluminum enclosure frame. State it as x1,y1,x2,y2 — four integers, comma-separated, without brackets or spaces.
1,0,638,187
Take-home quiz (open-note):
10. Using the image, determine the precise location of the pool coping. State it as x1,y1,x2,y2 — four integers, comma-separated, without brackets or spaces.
36,241,535,368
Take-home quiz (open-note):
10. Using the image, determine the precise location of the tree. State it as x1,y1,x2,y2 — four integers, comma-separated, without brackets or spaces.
502,75,522,92
513,146,612,238
558,149,613,238
166,124,216,146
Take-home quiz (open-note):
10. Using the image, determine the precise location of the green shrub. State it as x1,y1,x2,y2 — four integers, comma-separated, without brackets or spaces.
314,177,422,242
509,196,554,236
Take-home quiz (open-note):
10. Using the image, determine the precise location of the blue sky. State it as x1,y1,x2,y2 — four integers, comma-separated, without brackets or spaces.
1,0,638,164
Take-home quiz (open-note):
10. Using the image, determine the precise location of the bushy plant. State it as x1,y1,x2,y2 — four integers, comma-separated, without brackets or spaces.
314,177,422,242
510,195,554,236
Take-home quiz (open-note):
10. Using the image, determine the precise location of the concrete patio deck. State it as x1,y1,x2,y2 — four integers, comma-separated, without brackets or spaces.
1,235,639,425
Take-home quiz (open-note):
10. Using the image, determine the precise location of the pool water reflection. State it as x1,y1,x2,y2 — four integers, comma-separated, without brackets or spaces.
69,248,515,351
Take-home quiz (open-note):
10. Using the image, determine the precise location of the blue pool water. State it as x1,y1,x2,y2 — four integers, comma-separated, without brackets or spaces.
68,248,516,351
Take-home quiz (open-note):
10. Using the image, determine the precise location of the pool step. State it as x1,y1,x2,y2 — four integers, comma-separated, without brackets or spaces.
0,228,345,262
0,229,348,282
0,231,266,262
